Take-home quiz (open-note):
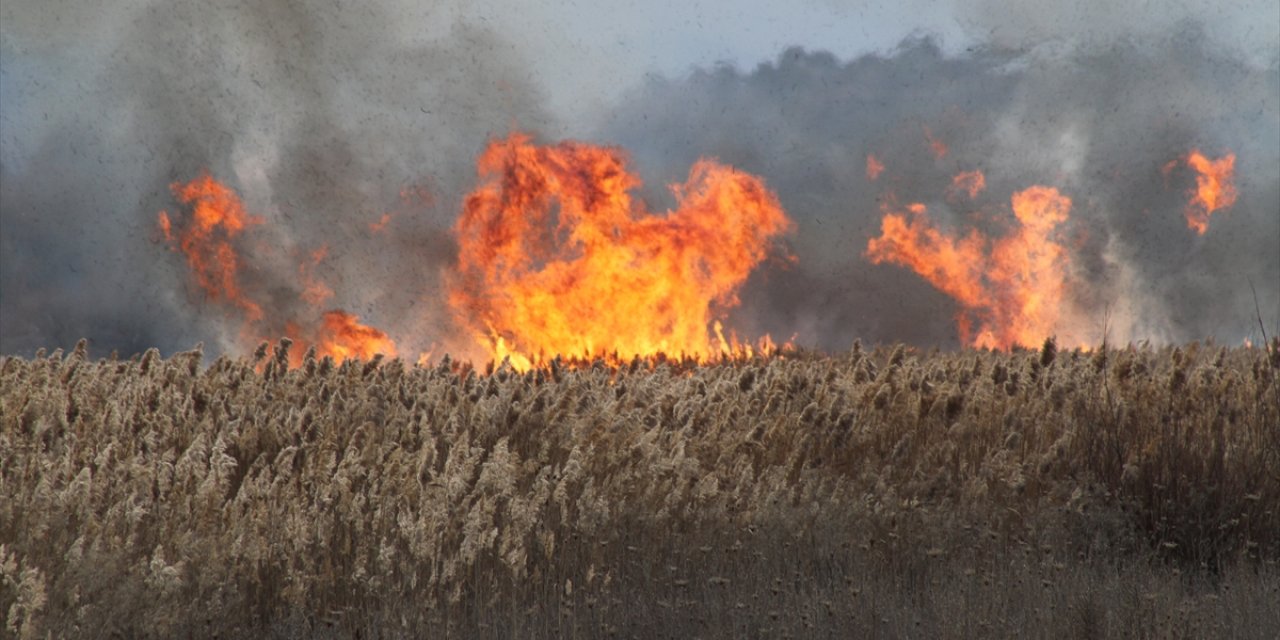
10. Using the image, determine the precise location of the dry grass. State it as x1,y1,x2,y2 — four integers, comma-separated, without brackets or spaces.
2,338,1278,638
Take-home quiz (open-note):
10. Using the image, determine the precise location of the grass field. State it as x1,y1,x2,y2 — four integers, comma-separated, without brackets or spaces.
2,339,1278,638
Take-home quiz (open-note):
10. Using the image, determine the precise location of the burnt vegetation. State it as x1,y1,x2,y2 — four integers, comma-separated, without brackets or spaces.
2,338,1279,638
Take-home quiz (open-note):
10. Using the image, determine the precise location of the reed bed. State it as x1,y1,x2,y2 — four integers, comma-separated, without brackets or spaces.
2,338,1277,638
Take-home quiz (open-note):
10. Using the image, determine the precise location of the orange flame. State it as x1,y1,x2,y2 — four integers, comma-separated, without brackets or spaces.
948,170,986,199
369,213,393,233
866,154,885,181
448,133,792,369
159,173,264,322
160,173,395,364
313,310,398,362
1183,150,1237,234
924,126,948,159
866,186,1073,350
299,246,335,308
284,311,398,367
157,211,173,242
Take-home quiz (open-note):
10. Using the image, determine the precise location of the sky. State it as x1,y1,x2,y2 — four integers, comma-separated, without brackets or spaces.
1,0,1277,359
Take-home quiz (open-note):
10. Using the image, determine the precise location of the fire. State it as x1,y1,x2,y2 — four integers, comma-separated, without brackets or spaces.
866,154,885,181
948,170,986,199
312,310,398,362
299,246,335,307
866,185,1073,350
448,133,792,369
923,126,948,159
1183,150,1237,234
284,312,399,367
159,173,264,321
369,213,393,233
160,174,395,364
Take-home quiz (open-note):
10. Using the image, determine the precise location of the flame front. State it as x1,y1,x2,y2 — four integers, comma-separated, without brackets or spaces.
1184,150,1237,234
160,174,395,364
866,186,1073,350
448,133,792,369
155,134,1246,367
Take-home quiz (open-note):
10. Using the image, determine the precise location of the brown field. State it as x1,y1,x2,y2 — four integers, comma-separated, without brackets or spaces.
2,339,1278,638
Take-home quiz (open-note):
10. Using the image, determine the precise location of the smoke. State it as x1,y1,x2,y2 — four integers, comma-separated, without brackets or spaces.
594,30,1279,350
1,0,552,358
2,1,1276,358
955,0,1279,67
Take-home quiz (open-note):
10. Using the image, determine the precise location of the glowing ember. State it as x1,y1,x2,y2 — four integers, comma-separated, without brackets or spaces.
866,154,885,181
866,185,1073,350
160,174,395,364
948,170,986,199
448,133,793,369
1183,150,1237,234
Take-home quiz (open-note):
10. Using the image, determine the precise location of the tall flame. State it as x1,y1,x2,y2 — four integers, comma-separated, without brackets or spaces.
1184,150,1237,234
159,173,264,321
866,186,1073,350
448,133,792,369
160,174,395,364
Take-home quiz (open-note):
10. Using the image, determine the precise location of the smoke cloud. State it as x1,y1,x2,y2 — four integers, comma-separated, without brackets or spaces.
595,31,1279,350
2,1,1276,358
2,1,551,358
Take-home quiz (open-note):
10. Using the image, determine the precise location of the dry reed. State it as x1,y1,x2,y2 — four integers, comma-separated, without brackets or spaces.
2,338,1277,638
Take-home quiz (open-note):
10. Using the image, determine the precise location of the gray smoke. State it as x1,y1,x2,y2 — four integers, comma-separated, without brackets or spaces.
594,30,1279,350
2,2,1277,359
1,1,551,359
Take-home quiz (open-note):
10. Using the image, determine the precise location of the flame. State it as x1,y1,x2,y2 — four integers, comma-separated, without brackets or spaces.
283,311,399,367
1183,150,1237,234
866,186,1073,350
299,246,335,307
448,133,792,369
923,126,948,159
157,211,173,242
313,310,398,362
160,173,395,364
948,170,986,199
866,154,885,181
369,213,393,233
159,173,265,322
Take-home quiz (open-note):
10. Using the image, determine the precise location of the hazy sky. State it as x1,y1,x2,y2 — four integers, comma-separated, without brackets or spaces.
405,0,1278,124
5,1,1275,126
438,0,972,121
